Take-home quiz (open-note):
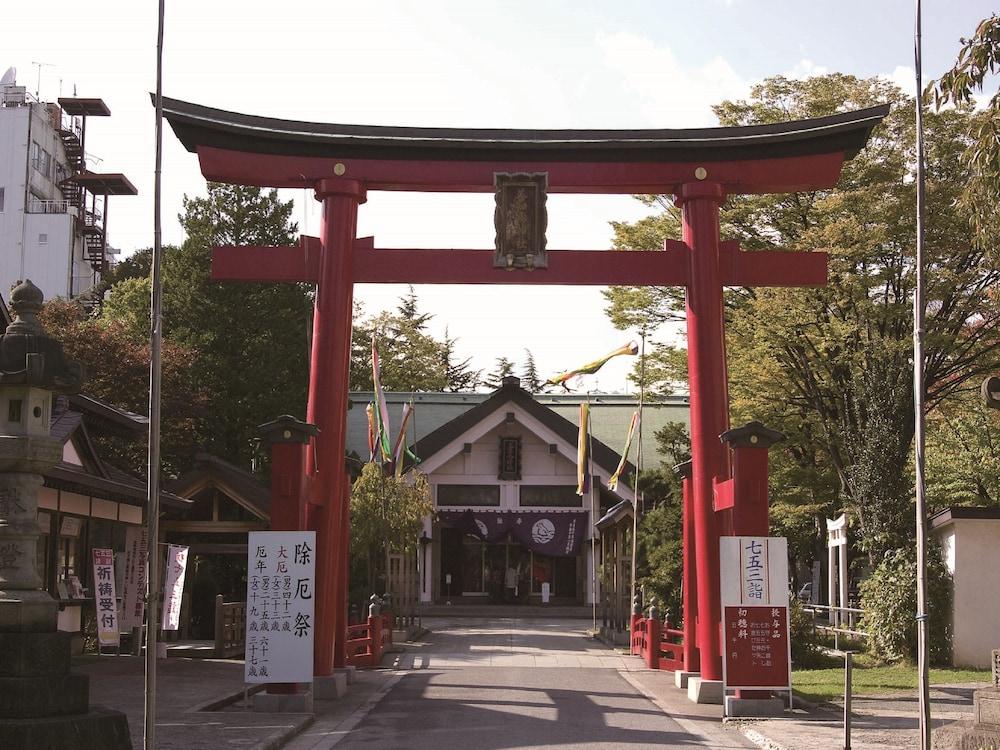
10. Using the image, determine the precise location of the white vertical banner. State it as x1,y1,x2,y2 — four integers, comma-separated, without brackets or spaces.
161,545,189,632
92,548,120,648
720,536,788,607
245,531,316,683
120,526,149,631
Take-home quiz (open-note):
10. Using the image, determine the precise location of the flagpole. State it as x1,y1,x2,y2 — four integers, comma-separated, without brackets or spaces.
630,332,645,607
913,1,931,747
587,396,597,631
144,1,166,747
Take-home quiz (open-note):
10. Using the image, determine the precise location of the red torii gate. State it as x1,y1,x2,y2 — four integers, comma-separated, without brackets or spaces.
162,98,887,692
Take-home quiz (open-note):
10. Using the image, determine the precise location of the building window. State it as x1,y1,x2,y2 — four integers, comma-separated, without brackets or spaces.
38,233,48,245
437,485,501,507
0,187,5,212
31,142,51,178
498,437,521,480
519,485,582,508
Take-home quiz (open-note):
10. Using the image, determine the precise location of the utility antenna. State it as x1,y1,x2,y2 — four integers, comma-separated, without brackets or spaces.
30,61,53,99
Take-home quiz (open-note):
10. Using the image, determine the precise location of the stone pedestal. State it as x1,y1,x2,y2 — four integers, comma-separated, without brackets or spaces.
0,280,130,748
314,672,347,700
724,696,786,717
687,677,724,704
674,670,698,689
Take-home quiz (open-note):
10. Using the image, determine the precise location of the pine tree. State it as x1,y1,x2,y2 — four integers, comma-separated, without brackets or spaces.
522,348,543,392
442,327,479,392
483,356,516,390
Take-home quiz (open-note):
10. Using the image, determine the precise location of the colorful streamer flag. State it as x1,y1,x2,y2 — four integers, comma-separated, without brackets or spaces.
608,410,639,491
577,402,590,496
392,402,421,477
371,336,393,462
547,340,639,391
366,402,377,462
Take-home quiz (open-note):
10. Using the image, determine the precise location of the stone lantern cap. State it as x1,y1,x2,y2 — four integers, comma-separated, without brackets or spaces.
719,421,785,449
257,414,319,445
673,459,693,479
0,280,83,393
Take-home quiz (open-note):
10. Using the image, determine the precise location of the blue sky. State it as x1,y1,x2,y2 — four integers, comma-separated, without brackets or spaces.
5,1,995,392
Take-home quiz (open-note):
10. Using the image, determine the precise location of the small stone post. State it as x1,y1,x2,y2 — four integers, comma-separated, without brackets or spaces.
0,280,129,748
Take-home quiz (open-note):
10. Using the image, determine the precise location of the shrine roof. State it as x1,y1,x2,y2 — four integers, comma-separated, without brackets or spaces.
161,96,889,165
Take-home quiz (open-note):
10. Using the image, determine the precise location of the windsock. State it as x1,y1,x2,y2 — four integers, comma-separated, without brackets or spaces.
577,402,590,496
547,340,639,391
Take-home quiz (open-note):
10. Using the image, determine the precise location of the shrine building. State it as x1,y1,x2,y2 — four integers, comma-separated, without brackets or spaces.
346,376,687,607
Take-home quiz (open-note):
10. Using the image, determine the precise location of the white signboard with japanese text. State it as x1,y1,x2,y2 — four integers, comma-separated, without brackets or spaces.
91,548,119,648
720,536,788,607
161,544,189,632
720,536,792,701
245,531,316,684
120,526,148,631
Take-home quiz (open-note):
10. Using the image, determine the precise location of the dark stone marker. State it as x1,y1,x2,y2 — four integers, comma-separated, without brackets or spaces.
0,280,131,749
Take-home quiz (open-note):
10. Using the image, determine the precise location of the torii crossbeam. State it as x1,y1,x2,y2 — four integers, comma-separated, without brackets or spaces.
163,97,887,693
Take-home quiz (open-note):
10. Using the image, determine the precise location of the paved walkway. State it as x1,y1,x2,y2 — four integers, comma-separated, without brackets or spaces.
286,617,752,750
741,682,987,750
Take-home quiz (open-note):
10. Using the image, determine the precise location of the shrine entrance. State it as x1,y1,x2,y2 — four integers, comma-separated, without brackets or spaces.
162,97,887,694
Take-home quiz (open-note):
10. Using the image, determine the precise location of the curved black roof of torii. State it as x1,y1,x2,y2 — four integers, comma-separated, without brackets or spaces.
161,96,889,164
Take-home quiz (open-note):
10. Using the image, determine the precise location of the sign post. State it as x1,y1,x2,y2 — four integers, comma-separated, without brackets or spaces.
92,548,120,651
720,536,792,715
245,531,317,685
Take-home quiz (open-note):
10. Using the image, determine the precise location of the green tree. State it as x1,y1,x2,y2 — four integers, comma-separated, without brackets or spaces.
40,299,208,476
604,74,1000,565
349,463,433,593
930,14,1000,259
482,356,516,390
351,291,448,392
101,183,313,467
522,349,543,392
442,327,479,392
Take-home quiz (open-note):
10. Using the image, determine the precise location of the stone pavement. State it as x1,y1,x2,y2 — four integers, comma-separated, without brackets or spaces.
285,617,753,749
74,654,312,750
739,682,988,750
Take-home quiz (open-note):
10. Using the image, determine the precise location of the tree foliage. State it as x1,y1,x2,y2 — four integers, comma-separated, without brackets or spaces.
929,14,1000,259
860,545,952,664
605,74,1000,566
100,183,313,468
40,300,208,476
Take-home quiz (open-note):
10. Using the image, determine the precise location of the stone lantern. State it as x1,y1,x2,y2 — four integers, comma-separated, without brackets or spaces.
0,280,129,748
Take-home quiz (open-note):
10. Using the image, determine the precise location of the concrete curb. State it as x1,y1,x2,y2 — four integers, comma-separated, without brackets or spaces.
250,715,315,750
741,726,790,750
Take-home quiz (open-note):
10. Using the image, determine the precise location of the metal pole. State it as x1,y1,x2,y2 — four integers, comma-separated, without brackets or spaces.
913,3,932,749
630,332,645,606
588,399,597,631
843,651,853,750
144,2,166,748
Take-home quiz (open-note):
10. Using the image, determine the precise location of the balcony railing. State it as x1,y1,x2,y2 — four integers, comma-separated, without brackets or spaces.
26,198,70,214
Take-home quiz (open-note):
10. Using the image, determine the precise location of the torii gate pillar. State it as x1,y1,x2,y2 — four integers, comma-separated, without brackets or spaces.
677,181,729,685
307,178,365,676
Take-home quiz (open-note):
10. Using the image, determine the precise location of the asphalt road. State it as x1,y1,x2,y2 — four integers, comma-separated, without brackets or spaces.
327,617,751,750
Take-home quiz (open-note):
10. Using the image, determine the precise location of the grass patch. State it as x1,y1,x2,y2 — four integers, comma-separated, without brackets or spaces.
792,654,991,703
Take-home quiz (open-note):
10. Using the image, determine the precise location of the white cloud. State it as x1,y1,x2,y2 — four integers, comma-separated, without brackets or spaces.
784,58,830,80
595,31,750,127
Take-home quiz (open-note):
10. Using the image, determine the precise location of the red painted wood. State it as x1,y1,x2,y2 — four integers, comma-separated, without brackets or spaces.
212,238,826,288
268,442,308,532
729,446,771,537
681,475,700,674
197,146,848,194
307,179,365,677
679,181,729,683
713,478,735,511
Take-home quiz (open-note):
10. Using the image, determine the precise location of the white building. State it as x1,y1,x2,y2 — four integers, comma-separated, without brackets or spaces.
0,67,135,300
931,507,1000,668
348,378,690,607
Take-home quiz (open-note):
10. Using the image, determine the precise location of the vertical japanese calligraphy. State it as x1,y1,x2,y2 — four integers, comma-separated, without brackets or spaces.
245,531,316,684
161,545,189,632
720,536,791,694
120,526,148,631
91,548,119,648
